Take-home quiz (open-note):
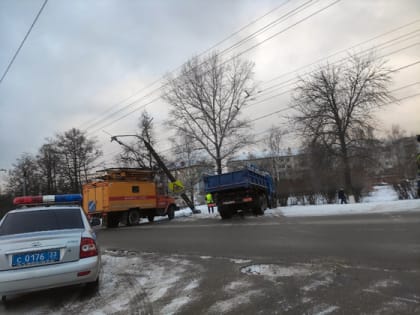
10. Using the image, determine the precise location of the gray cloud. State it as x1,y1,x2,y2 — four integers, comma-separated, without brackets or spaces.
0,0,419,171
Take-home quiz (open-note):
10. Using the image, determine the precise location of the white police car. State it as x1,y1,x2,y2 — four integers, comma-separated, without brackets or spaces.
0,194,101,301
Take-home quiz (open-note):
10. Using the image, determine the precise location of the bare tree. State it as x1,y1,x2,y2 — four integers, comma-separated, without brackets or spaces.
303,141,340,203
262,126,287,200
117,110,156,168
37,140,61,194
163,53,255,174
171,133,212,205
382,125,417,182
265,126,287,157
291,54,393,195
56,128,102,193
6,153,41,196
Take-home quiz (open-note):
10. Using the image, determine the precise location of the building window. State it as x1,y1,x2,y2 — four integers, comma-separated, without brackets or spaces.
132,186,139,193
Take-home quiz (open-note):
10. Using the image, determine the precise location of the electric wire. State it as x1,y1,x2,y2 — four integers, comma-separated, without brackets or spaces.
0,0,48,86
101,60,420,162
105,78,420,162
85,0,342,135
79,0,295,130
251,30,420,100
246,42,420,108
90,1,419,136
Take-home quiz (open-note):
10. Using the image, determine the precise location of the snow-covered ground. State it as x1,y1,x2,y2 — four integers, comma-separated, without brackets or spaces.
174,185,420,219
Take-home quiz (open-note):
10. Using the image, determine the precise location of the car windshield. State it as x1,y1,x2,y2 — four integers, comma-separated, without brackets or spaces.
0,208,84,236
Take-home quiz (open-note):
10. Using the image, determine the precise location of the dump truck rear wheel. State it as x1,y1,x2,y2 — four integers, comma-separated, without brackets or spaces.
167,205,175,220
254,195,267,215
127,209,140,226
219,206,232,219
261,195,268,213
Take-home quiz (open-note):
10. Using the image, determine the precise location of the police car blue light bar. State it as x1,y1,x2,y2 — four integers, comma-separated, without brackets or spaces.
13,194,82,205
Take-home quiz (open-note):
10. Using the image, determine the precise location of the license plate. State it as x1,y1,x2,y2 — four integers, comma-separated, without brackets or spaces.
12,250,60,267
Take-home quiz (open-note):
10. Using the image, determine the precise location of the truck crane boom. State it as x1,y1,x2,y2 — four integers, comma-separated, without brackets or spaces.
111,135,199,213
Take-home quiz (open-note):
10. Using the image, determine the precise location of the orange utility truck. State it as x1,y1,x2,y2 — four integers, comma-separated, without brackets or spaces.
83,168,178,228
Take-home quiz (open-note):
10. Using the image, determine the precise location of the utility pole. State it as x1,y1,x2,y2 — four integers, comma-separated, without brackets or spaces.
111,135,199,213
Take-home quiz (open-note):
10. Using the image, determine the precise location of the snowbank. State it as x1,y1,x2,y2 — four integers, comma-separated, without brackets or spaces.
361,185,399,203
265,199,420,217
175,185,420,219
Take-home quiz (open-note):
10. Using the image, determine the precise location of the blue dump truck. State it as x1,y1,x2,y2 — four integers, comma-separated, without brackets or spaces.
204,165,276,219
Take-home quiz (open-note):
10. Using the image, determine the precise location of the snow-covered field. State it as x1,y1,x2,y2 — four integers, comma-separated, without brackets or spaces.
175,185,420,219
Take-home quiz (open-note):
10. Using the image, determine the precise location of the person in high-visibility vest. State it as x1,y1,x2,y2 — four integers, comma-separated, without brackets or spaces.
206,193,214,214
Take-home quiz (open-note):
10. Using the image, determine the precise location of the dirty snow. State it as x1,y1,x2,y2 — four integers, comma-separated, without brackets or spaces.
99,252,196,313
241,264,313,277
208,289,263,314
314,305,340,315
176,185,420,219
229,258,252,264
302,273,334,292
363,279,401,293
224,280,251,292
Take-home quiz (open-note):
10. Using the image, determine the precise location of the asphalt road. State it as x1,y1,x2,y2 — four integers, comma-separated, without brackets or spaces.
97,211,420,269
94,211,420,314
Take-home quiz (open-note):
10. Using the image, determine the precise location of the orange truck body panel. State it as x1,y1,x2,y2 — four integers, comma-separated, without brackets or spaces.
82,172,176,216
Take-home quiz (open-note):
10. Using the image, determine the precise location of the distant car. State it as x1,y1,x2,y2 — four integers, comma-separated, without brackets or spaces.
0,194,101,301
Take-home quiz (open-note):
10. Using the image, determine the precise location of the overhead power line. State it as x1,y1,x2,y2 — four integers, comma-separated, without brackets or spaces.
223,0,342,63
98,43,420,161
95,2,419,161
249,68,420,124
0,0,48,86
261,18,420,86
79,0,294,130
92,15,419,136
84,0,323,133
256,28,420,98
104,77,420,163
159,87,420,156
86,0,342,135
246,41,420,108
98,38,420,162
199,0,294,59
215,0,321,58
87,95,161,135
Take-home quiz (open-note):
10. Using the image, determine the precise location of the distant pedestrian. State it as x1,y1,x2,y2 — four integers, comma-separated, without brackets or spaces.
206,193,214,214
338,188,347,204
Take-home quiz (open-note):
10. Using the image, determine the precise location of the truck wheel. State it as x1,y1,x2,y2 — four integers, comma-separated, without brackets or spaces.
167,205,175,220
127,209,140,226
260,196,268,213
219,206,232,219
148,215,155,222
107,213,120,228
254,196,267,215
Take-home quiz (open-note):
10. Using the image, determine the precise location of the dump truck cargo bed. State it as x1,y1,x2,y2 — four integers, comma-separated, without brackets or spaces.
204,168,274,193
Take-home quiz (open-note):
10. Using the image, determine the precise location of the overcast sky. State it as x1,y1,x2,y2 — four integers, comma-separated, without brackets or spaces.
0,0,419,173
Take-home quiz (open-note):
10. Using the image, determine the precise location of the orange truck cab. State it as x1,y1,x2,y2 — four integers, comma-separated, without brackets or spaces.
82,168,178,228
